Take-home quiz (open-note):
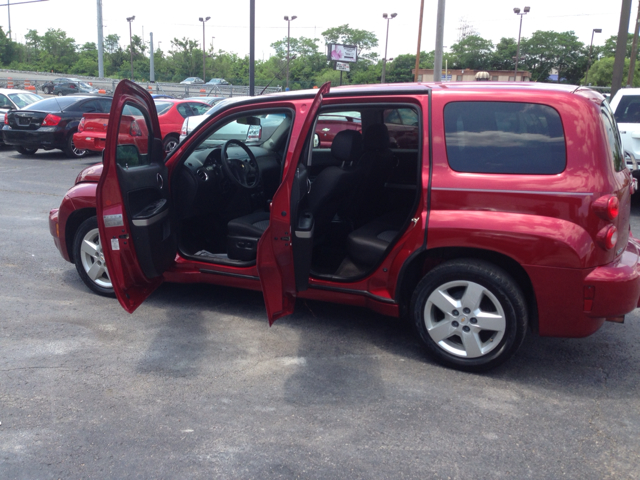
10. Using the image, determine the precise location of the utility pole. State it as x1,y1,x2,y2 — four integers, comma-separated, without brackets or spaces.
381,13,397,83
250,0,255,95
127,16,135,81
628,2,640,87
150,32,155,82
199,17,210,82
433,0,446,82
612,0,632,97
97,0,104,77
414,0,425,82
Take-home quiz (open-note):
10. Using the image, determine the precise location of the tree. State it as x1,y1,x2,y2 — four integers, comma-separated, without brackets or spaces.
601,33,639,60
38,28,78,72
584,57,640,87
491,37,518,71
449,35,494,70
520,30,585,83
385,51,435,83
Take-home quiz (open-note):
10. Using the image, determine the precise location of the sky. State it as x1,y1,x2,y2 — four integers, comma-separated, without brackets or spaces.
2,0,639,60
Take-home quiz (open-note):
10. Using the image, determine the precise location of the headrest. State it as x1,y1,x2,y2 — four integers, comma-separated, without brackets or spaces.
363,123,390,151
331,129,363,164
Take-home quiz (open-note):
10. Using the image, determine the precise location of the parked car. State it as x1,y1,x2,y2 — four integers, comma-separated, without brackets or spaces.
52,81,99,96
184,96,226,106
3,95,112,157
151,94,175,99
49,79,640,372
206,78,229,85
40,77,79,95
180,77,204,85
0,88,43,142
610,88,640,178
73,98,210,155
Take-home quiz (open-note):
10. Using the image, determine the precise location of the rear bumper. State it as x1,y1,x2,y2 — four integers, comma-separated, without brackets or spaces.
585,237,640,315
2,127,64,149
73,132,105,152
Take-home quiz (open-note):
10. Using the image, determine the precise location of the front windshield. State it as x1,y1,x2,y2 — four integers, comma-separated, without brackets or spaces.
9,93,42,108
79,82,93,89
196,112,290,149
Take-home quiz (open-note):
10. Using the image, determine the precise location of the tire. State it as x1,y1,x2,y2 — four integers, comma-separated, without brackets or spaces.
16,146,38,155
43,86,51,94
73,216,115,297
410,259,527,372
162,134,179,155
57,91,63,96
63,133,88,158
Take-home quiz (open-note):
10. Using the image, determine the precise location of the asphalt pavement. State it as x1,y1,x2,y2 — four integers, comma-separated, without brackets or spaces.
1,147,640,479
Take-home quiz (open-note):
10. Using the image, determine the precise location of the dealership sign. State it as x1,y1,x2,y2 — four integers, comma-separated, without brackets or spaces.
327,44,357,63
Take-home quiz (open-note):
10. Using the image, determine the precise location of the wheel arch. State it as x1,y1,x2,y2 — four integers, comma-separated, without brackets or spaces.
396,246,539,334
65,207,97,263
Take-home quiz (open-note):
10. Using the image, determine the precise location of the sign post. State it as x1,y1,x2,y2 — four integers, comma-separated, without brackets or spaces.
328,44,357,87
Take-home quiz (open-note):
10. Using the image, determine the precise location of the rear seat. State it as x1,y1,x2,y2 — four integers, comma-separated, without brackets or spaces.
346,212,406,267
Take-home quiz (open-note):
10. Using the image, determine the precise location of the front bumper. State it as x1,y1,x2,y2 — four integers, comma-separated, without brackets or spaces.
49,208,66,260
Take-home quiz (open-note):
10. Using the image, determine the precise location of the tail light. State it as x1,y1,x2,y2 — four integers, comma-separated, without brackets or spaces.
78,117,86,133
3,113,8,125
592,194,619,221
130,120,142,137
42,114,61,126
597,225,618,250
180,121,188,136
583,285,595,312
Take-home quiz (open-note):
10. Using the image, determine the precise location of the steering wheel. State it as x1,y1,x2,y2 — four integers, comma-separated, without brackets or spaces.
220,139,261,189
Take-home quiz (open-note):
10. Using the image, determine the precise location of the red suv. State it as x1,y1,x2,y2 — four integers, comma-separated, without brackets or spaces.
49,80,640,371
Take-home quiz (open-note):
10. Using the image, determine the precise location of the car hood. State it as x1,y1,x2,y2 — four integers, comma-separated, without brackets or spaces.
75,162,103,184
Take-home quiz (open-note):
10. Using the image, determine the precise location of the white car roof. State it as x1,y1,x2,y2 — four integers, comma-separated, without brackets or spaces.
0,88,40,95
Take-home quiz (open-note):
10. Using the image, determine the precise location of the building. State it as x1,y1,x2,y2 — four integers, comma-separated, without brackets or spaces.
413,68,532,82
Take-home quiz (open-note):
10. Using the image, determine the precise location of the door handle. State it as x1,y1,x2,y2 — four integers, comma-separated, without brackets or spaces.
157,173,164,189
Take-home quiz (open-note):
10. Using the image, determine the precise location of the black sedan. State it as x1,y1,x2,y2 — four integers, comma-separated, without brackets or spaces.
40,77,79,95
52,81,99,96
2,95,112,158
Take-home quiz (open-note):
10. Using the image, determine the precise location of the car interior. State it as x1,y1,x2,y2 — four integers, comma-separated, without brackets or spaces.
171,102,422,281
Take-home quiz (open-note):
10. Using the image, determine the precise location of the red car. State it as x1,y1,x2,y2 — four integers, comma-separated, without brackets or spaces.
74,98,210,155
49,79,640,371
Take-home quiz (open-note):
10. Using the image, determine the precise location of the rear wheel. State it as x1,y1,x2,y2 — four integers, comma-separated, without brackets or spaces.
162,134,179,155
411,259,528,372
63,134,88,158
16,146,38,155
57,91,63,96
73,216,114,297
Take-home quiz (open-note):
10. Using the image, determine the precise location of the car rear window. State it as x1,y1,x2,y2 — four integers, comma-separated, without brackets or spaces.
155,101,173,115
444,101,566,174
613,95,640,123
24,96,77,112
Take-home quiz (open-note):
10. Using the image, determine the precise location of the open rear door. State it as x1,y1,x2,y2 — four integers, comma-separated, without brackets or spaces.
97,80,177,313
256,82,330,325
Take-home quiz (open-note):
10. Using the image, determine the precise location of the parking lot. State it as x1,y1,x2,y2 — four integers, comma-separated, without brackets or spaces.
1,147,640,479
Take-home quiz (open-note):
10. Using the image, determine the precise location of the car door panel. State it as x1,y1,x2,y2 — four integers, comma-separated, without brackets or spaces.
256,82,330,324
97,80,177,313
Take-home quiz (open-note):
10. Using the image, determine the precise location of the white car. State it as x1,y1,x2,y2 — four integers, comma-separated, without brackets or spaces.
609,88,640,175
180,77,204,85
0,88,43,143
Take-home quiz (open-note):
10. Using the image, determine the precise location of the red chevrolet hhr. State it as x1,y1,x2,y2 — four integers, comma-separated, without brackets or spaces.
49,80,640,371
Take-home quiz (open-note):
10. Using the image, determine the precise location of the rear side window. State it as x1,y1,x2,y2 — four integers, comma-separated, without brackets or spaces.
444,101,566,174
613,95,640,123
25,97,76,111
601,106,624,172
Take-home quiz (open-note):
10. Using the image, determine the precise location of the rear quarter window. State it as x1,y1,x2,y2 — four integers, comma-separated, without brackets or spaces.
444,101,566,174
601,106,625,172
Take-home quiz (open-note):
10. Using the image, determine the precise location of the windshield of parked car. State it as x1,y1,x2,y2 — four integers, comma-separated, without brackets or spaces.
8,93,42,108
154,101,173,115
79,82,94,89
24,96,77,112
614,95,640,123
196,113,289,149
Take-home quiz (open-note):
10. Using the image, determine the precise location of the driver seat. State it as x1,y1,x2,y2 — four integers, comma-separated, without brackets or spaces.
226,129,364,261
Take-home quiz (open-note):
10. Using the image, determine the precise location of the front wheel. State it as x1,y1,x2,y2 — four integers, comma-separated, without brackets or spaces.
63,134,88,158
410,259,528,372
73,216,114,297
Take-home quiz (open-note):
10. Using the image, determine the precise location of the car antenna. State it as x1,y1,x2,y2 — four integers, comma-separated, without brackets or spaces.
260,55,297,96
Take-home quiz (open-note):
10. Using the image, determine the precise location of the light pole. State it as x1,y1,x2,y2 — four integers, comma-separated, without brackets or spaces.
126,16,135,80
381,12,397,83
585,28,602,85
199,17,210,82
284,15,297,90
513,6,530,81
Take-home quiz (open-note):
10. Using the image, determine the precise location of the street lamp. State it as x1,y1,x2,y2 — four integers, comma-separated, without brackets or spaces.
513,6,530,81
284,15,297,90
199,17,210,82
126,16,135,80
381,13,397,83
585,28,602,85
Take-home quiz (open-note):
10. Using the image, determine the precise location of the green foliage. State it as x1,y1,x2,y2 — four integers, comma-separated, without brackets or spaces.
449,35,494,70
584,57,640,87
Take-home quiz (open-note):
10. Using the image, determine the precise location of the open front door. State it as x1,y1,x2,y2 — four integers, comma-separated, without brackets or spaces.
256,82,330,325
97,80,177,313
